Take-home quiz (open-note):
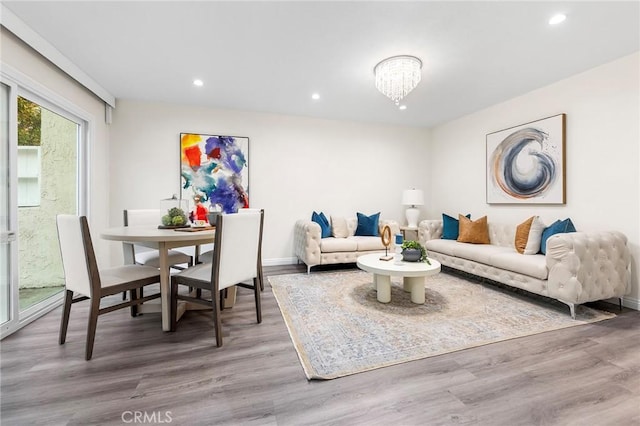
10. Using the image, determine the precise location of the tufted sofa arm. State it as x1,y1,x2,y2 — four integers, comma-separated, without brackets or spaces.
546,231,631,307
294,220,322,269
418,219,443,245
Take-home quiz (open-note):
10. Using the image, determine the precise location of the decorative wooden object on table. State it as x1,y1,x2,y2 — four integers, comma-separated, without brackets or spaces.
379,225,393,260
174,226,215,232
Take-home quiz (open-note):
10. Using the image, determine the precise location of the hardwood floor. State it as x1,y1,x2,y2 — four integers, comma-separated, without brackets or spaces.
1,264,639,425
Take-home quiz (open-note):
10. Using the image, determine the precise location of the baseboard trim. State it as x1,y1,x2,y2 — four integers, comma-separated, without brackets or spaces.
621,295,639,311
263,257,298,267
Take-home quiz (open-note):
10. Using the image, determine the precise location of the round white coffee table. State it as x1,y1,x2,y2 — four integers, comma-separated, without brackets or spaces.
356,253,441,304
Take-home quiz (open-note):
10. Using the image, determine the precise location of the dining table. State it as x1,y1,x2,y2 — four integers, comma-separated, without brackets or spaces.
101,225,217,331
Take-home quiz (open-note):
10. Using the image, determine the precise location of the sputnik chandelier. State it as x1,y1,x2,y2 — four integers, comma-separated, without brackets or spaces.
374,55,422,105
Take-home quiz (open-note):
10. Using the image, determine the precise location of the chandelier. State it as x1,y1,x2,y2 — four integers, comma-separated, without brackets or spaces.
374,55,422,105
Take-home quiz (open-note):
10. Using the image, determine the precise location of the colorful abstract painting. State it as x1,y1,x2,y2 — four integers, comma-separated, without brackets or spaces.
180,133,249,213
486,114,565,204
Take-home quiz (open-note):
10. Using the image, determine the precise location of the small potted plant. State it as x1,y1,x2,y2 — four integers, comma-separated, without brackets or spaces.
401,240,431,264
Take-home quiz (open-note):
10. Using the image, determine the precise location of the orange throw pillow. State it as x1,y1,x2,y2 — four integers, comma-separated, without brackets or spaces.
514,216,546,254
457,215,490,244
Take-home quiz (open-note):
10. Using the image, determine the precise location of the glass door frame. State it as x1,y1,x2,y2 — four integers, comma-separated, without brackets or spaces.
1,79,18,335
1,63,90,339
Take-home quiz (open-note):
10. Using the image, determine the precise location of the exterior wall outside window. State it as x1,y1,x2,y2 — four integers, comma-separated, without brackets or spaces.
18,109,76,288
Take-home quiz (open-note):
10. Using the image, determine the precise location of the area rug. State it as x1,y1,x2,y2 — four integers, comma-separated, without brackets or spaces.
269,270,615,380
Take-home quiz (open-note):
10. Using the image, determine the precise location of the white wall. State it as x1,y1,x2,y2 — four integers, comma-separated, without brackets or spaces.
428,52,640,307
109,101,430,264
7,21,636,309
0,28,112,264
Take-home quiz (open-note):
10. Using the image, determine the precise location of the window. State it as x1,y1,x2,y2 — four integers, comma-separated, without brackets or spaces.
17,96,42,207
17,146,40,207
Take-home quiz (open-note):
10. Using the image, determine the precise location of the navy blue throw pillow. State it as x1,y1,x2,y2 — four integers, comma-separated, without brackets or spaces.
355,212,380,236
442,213,470,240
311,211,331,238
540,218,576,254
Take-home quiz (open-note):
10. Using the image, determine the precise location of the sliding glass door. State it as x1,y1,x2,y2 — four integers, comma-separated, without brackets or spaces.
0,82,13,330
16,95,78,312
0,74,87,339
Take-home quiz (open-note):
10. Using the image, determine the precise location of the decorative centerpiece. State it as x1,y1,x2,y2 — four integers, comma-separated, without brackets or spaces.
159,194,190,228
401,240,430,264
159,207,189,229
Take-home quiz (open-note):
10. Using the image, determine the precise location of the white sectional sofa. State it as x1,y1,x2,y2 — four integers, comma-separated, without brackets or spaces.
295,218,399,273
418,219,631,318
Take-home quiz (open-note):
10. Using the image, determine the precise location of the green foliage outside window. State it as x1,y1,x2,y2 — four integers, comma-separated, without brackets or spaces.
18,96,41,146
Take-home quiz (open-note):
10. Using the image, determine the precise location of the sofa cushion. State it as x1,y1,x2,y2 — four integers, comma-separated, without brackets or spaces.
540,218,576,255
346,217,358,236
489,252,548,280
352,236,385,251
425,239,460,256
488,222,516,248
442,213,470,240
355,212,380,236
458,215,490,244
320,237,358,253
331,216,349,238
515,216,546,255
427,238,548,280
311,211,331,238
452,243,513,265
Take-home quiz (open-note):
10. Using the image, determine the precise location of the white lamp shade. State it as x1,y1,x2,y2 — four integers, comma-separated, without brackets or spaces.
402,189,424,206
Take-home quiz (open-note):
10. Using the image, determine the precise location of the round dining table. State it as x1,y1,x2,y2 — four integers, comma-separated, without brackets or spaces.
101,226,215,331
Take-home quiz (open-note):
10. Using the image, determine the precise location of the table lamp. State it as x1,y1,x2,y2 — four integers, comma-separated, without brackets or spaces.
402,189,424,228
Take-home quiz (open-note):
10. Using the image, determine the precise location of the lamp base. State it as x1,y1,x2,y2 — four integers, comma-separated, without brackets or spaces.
405,207,420,228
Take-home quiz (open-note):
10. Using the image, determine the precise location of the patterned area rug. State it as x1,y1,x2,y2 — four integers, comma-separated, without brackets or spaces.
269,270,615,380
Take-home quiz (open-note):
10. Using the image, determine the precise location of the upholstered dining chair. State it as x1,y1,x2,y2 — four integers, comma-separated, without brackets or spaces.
123,209,193,269
56,215,162,360
170,209,264,346
198,208,265,291
122,209,193,302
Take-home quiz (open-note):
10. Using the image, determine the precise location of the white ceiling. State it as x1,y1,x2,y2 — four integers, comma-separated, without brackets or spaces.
3,1,639,128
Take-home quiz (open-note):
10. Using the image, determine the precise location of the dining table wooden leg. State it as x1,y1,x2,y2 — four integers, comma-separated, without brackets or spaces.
158,241,171,331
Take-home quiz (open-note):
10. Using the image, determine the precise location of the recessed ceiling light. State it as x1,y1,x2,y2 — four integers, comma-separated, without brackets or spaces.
193,79,204,87
311,93,320,100
549,13,566,25
398,105,407,110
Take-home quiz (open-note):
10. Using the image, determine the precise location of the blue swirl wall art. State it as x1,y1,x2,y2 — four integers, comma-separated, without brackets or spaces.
486,114,565,204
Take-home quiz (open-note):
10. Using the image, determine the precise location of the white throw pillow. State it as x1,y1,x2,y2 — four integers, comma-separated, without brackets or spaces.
331,216,349,238
515,216,546,255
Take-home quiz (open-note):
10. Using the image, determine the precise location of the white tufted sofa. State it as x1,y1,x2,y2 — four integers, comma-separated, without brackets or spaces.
418,219,631,318
295,218,400,274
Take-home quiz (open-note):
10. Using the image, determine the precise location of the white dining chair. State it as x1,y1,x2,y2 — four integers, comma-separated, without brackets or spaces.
121,209,194,302
123,209,193,269
170,210,263,346
198,208,265,291
56,215,162,360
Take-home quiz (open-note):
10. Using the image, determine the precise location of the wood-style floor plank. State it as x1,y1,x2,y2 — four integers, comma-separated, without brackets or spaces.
1,264,638,425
